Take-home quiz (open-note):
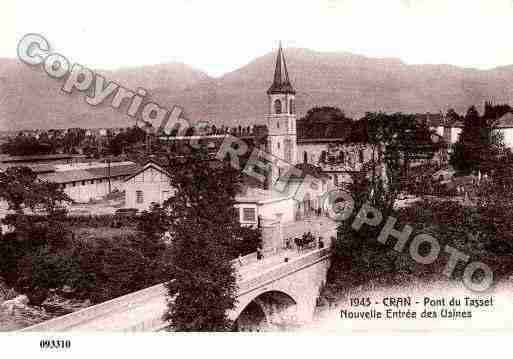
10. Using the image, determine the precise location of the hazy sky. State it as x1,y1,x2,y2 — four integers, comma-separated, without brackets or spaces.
3,0,513,77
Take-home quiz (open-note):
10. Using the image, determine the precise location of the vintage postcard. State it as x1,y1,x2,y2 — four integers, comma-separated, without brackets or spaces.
1,0,513,356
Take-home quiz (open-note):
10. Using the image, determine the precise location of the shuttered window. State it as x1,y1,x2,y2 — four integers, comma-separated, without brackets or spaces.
136,190,144,204
242,208,256,222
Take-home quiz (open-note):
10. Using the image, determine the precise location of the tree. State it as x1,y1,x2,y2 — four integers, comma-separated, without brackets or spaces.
324,112,442,296
0,166,38,213
108,126,146,156
135,203,171,259
0,166,71,215
1,133,57,156
450,105,505,174
31,181,72,218
298,106,352,139
359,112,439,214
163,147,248,331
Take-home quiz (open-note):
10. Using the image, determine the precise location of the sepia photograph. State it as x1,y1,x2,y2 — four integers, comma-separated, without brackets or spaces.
1,0,513,357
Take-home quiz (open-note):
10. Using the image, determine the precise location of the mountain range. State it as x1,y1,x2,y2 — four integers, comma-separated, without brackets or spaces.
2,48,513,131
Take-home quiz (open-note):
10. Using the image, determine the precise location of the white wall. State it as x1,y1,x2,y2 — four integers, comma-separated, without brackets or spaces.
451,127,462,144
124,167,175,211
497,128,513,149
235,197,296,226
63,177,125,203
296,143,328,164
258,197,296,223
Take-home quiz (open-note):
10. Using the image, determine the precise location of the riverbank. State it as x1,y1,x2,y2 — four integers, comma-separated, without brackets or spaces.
0,282,91,331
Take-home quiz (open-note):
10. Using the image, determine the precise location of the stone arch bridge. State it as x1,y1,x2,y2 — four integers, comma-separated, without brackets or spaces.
21,246,332,331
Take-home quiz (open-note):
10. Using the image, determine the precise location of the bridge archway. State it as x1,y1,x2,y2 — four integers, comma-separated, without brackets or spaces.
234,291,297,331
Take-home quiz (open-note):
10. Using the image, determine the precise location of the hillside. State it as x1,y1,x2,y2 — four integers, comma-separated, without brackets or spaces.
2,48,513,130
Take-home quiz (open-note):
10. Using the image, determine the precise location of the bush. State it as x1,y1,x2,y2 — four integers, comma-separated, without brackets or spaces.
65,214,137,228
0,214,171,305
326,195,513,298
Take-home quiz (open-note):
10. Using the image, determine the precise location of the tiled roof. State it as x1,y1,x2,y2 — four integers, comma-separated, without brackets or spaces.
413,113,445,127
495,112,513,129
282,162,330,181
123,160,171,182
39,163,140,184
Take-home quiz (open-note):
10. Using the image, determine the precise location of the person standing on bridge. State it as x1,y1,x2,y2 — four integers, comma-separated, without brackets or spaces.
256,247,263,261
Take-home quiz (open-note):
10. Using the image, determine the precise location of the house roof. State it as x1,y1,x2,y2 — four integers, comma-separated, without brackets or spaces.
235,187,292,205
495,112,513,129
39,162,140,184
123,160,171,182
413,113,445,127
281,162,330,182
445,119,464,128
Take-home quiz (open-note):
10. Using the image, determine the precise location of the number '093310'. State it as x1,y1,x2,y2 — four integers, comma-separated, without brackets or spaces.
40,339,71,349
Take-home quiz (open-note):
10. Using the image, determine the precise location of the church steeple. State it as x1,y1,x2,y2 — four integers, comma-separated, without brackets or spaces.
265,42,298,188
267,43,295,95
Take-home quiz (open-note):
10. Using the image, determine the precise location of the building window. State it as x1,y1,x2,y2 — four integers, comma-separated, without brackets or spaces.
90,180,94,184
242,208,256,222
277,141,280,149
341,152,346,164
136,190,144,204
303,151,308,164
72,182,76,187
82,181,86,186
277,121,280,129
274,99,282,114
234,207,240,221
289,98,295,114
320,151,327,163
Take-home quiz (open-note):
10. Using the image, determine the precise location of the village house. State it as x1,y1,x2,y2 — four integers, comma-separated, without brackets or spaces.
123,161,175,210
493,112,513,149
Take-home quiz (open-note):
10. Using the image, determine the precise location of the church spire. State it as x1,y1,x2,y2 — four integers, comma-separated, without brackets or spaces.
267,42,295,95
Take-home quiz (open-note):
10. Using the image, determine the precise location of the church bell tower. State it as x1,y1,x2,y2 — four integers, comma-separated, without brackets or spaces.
266,43,297,186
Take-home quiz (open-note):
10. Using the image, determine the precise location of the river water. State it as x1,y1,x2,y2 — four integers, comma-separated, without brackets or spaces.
0,304,52,331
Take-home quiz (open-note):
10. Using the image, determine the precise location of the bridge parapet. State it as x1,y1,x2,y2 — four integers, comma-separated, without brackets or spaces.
21,247,332,331
238,247,331,295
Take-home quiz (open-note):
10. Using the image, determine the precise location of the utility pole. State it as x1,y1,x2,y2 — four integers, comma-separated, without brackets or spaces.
106,157,111,194
146,133,152,155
